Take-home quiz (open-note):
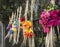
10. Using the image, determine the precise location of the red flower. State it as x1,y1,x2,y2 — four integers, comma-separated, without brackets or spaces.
20,17,25,22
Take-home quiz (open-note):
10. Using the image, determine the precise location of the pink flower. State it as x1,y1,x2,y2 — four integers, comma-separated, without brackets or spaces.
59,20,60,24
39,20,42,25
39,9,60,33
50,9,59,19
41,10,50,20
43,27,50,33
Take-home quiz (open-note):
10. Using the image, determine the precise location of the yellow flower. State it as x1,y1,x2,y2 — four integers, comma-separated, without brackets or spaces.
29,28,33,33
12,27,17,33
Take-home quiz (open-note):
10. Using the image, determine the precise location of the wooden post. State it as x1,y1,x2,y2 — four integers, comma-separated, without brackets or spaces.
24,0,28,21
31,0,35,47
57,25,59,35
20,0,28,47
50,26,53,47
50,0,55,47
45,0,56,47
5,12,14,40
13,12,17,45
0,22,4,47
17,7,19,19
23,0,28,46
9,12,14,24
45,33,49,47
17,6,22,43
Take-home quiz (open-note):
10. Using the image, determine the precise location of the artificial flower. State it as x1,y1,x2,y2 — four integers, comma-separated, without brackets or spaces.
39,9,60,33
10,28,14,34
23,21,32,28
7,24,12,29
20,17,25,21
24,28,33,38
12,27,17,33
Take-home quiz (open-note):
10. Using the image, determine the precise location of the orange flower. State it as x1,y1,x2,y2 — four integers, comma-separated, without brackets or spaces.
23,21,32,28
24,28,33,38
24,29,29,37
29,28,34,38
20,21,32,29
